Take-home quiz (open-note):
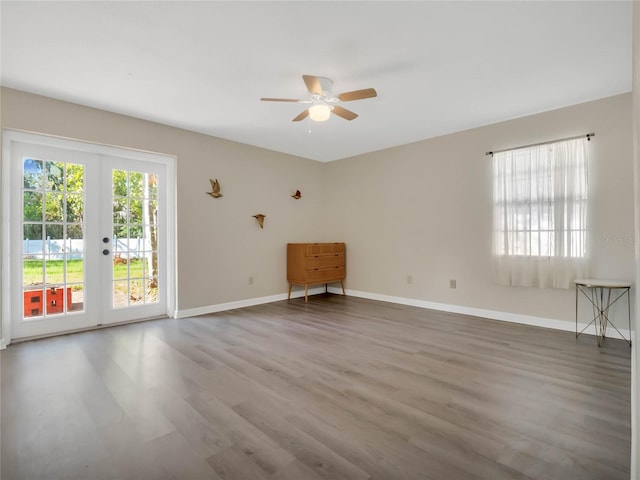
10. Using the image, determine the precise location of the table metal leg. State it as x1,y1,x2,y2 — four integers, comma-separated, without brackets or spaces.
628,288,632,346
575,285,579,339
576,284,631,347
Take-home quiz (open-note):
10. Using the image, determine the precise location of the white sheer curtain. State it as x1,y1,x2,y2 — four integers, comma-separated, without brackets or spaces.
492,137,589,288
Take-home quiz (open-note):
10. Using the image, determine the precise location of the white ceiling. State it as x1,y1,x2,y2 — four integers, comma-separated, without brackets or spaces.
0,1,633,162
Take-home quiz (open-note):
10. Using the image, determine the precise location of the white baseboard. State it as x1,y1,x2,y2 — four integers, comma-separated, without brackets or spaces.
6,287,624,346
176,286,630,341
175,287,326,319
328,287,632,341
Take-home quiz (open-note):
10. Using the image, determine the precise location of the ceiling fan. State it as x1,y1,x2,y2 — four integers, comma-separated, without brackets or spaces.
261,75,377,122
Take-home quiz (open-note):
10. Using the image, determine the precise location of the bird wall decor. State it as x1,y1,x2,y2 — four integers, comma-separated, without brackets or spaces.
207,178,222,198
253,214,266,229
291,189,302,199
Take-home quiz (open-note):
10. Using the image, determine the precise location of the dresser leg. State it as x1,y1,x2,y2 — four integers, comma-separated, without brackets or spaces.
304,284,309,303
288,283,293,300
341,280,345,295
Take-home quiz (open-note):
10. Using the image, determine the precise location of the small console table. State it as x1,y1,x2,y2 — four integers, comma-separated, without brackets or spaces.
575,279,631,347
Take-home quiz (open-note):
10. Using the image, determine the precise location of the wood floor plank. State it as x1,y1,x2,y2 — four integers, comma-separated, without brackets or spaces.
232,396,371,480
1,294,631,479
147,429,224,479
185,390,296,476
270,459,328,480
207,445,273,480
148,384,232,459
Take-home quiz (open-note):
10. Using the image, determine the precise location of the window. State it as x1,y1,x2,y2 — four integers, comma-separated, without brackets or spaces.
492,137,589,288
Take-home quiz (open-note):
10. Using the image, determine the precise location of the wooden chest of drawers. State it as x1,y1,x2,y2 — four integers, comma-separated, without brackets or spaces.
287,243,346,302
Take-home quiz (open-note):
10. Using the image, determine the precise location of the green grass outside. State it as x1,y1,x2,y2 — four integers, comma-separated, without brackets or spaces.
23,258,145,286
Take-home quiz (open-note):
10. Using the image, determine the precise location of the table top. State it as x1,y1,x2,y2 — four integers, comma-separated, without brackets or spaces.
575,279,632,288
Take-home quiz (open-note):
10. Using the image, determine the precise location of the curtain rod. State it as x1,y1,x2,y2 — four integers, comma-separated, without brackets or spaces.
485,132,595,156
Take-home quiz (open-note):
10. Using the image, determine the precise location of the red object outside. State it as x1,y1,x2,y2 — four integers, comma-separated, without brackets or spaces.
23,287,72,317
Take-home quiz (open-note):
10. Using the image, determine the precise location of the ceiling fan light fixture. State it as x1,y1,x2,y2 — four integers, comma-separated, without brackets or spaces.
309,103,331,122
263,75,376,123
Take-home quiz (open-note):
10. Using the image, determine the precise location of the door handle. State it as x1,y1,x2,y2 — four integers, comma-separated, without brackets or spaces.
102,237,110,243
103,249,110,256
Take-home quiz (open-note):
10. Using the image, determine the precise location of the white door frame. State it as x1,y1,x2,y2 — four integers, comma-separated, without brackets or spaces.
1,130,177,347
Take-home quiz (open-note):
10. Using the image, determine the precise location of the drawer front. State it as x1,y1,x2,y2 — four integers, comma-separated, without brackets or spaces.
306,243,345,256
306,254,344,269
305,266,345,283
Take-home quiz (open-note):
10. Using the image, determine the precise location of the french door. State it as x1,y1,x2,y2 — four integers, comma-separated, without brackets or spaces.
3,132,175,341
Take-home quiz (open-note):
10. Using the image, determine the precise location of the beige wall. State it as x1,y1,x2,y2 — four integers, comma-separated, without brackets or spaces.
0,87,326,315
324,93,634,329
0,88,634,334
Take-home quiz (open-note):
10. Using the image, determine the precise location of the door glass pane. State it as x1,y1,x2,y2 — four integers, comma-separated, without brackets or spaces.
129,199,143,224
23,256,44,287
22,158,84,318
45,161,64,191
66,194,83,222
130,279,144,305
23,192,43,221
23,158,43,189
146,276,159,303
45,192,64,222
112,280,128,307
129,172,143,197
44,225,63,252
66,164,83,193
45,256,64,284
111,170,159,308
24,224,43,245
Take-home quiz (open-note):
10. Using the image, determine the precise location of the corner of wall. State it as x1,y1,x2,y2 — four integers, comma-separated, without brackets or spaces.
0,87,4,345
631,1,639,478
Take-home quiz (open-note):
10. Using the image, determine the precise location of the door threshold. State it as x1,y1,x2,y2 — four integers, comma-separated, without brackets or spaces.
8,315,169,345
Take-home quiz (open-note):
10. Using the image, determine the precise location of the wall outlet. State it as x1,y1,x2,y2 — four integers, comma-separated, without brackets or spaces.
248,276,254,285
407,275,413,285
450,279,456,289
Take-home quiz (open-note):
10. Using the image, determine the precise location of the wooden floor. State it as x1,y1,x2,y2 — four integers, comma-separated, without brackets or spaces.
1,294,631,479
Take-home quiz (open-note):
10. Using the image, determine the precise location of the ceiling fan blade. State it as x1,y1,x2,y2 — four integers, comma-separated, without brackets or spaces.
260,97,301,102
332,106,358,121
338,88,377,102
303,75,322,95
292,109,309,122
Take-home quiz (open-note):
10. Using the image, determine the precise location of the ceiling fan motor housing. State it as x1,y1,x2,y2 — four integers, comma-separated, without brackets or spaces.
316,77,334,96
